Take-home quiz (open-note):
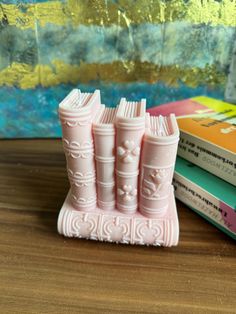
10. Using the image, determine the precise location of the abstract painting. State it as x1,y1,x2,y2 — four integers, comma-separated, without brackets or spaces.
0,0,235,137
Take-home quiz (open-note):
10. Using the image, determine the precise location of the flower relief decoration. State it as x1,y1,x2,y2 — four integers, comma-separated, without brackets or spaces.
117,185,137,202
142,168,169,199
117,140,140,163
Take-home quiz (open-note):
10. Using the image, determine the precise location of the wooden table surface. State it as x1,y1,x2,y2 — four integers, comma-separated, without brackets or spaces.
0,139,235,314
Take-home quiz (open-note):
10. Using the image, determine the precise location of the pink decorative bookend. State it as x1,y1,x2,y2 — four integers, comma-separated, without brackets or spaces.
58,90,180,247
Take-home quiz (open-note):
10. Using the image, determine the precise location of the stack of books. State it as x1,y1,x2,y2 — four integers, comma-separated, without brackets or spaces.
148,96,236,241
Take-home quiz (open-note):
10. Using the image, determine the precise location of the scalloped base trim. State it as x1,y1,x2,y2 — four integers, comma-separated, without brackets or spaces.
57,190,179,247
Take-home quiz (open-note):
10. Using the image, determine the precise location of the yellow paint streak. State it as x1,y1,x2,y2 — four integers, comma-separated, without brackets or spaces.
0,0,235,29
0,60,226,89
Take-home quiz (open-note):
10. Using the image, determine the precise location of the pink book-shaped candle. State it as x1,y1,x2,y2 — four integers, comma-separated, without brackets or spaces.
57,90,180,247
58,89,101,211
93,106,118,210
139,114,179,218
115,98,146,214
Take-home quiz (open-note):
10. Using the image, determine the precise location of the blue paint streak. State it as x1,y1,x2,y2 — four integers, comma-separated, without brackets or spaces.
0,82,224,138
38,23,235,68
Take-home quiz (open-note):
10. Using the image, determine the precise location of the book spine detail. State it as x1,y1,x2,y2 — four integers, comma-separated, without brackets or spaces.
115,99,146,214
59,89,101,210
139,115,179,218
93,107,117,210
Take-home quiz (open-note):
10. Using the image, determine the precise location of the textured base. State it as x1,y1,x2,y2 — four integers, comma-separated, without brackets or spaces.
57,190,179,247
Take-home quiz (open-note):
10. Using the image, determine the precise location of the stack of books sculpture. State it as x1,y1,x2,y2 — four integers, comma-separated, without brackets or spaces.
58,89,180,246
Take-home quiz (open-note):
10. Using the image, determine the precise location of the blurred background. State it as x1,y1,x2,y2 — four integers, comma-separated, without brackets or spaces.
0,0,235,138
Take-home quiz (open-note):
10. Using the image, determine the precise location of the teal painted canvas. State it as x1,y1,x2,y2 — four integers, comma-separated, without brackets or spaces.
0,0,235,137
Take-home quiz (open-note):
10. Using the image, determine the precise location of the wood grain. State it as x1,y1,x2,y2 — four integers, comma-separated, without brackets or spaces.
0,139,235,314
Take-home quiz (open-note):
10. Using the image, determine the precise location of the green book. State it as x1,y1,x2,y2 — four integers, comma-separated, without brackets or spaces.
173,157,236,240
